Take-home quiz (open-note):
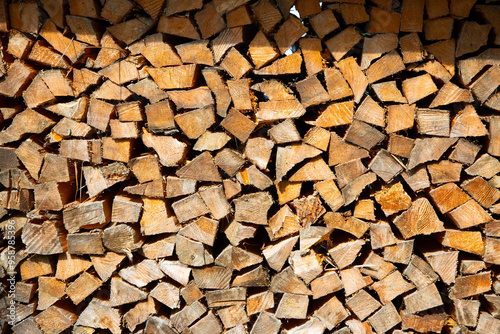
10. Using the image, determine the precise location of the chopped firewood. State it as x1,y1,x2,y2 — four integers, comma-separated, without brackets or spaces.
254,51,303,76
402,310,447,333
361,33,398,70
370,222,397,249
471,65,500,103
450,271,492,299
404,283,443,314
466,154,500,179
38,276,66,310
340,267,371,296
416,109,450,136
462,176,500,208
486,92,500,112
257,100,307,122
457,21,491,58
345,120,386,150
407,137,456,170
157,14,200,39
250,311,281,334
299,38,323,77
210,27,244,65
386,104,416,134
226,5,253,27
329,239,365,269
252,80,294,101
174,106,215,139
335,159,367,189
314,295,349,330
440,230,485,255
361,251,397,281
251,0,283,34
400,33,425,64
274,16,308,55
2,2,500,332
461,260,486,275
402,165,430,193
324,67,353,101
194,131,231,151
372,81,407,104
401,0,425,32
245,138,274,170
429,182,471,214
328,133,369,166
215,245,262,271
169,87,214,110
425,0,449,19
387,134,414,159
309,9,339,39
140,197,179,235
427,160,462,184
35,305,77,334
448,199,492,229
425,40,456,80
176,151,221,182
366,50,406,84
450,105,488,138
325,26,362,62
393,198,444,239
0,108,56,145
477,312,500,334
353,199,375,221
368,7,401,34
221,49,253,80
221,110,256,143
275,293,308,320
110,276,148,307
368,303,402,333
451,299,480,327
64,219,104,248
430,82,473,108
402,74,438,104
424,17,454,41
147,64,198,90
206,287,246,308
308,101,354,127
369,149,403,183
295,75,329,108
41,19,88,63
227,79,252,110
338,57,368,104
341,172,377,206
268,119,301,144
346,289,381,321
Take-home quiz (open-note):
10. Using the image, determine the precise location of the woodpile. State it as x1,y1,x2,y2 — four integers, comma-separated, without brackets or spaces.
0,0,500,333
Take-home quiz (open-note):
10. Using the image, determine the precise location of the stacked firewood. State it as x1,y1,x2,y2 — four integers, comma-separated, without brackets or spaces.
0,0,499,333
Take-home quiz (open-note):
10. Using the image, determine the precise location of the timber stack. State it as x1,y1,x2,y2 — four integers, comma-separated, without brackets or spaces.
0,0,499,333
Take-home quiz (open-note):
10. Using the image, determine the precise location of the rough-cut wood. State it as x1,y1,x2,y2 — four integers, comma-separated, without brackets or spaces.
361,33,398,70
3,2,500,333
450,272,492,299
448,199,492,229
368,302,402,334
440,230,485,255
393,198,444,239
407,137,456,170
254,51,303,76
338,57,368,104
402,74,438,104
314,296,349,330
386,104,416,134
368,7,401,34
